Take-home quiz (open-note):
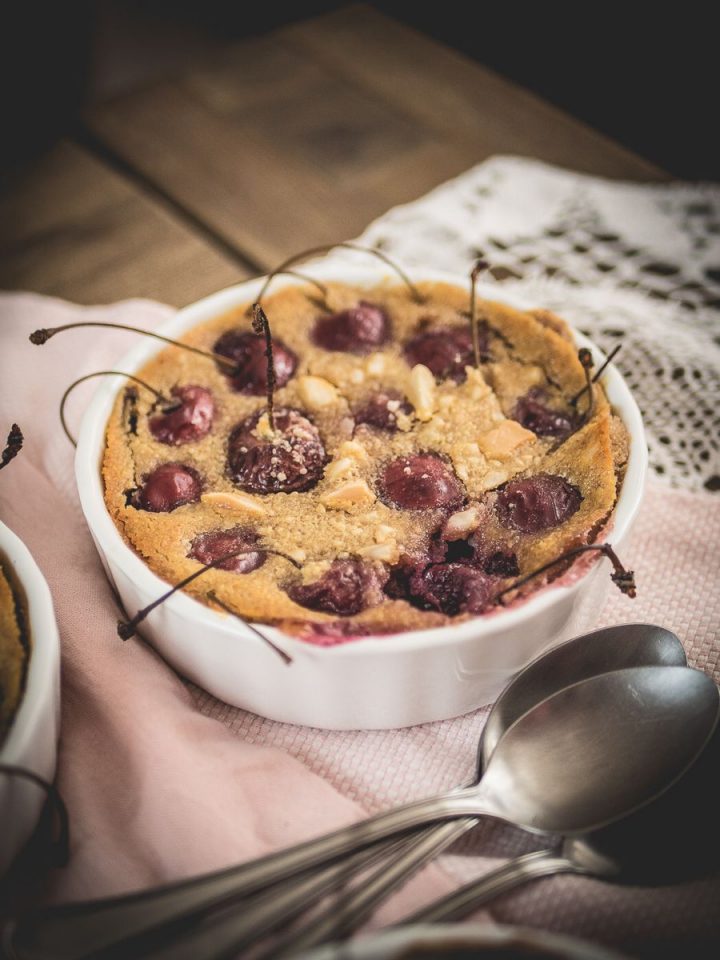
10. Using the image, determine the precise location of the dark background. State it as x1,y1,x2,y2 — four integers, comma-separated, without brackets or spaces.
1,0,717,180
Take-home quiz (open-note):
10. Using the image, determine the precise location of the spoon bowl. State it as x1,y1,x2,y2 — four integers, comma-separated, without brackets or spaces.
468,665,719,836
568,712,720,884
480,623,687,769
405,717,720,928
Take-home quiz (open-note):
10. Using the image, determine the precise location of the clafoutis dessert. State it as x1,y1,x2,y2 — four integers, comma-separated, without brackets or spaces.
99,274,631,643
0,557,28,743
1,425,28,742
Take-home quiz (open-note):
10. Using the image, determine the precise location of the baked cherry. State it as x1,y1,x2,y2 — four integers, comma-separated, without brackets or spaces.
312,301,390,354
188,526,265,574
149,385,215,445
495,474,582,533
408,562,497,615
463,527,520,577
353,390,412,432
403,325,484,381
213,330,297,395
512,388,575,439
286,559,387,616
134,463,202,512
378,453,464,511
478,548,520,577
227,407,326,494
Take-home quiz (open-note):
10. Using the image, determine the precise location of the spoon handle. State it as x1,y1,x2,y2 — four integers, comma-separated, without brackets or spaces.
120,835,414,960
2,838,404,960
5,791,483,960
401,848,580,924
266,817,478,958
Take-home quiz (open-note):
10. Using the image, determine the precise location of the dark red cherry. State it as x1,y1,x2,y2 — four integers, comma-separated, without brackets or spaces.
227,407,326,494
465,527,520,577
408,563,497,615
353,390,412,432
403,325,485,381
134,463,202,512
149,385,214,445
479,549,520,577
495,474,582,533
286,559,387,617
427,528,475,565
378,453,464,511
312,301,390,354
188,526,265,574
213,330,297,395
512,388,576,439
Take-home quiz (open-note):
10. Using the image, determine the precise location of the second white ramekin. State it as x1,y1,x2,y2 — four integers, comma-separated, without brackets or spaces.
0,521,61,874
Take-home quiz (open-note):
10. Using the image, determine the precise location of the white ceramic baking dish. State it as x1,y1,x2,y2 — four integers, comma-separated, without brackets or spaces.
75,264,647,729
0,521,61,874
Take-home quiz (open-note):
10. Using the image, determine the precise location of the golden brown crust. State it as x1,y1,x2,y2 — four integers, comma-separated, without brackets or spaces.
102,280,627,632
0,562,27,742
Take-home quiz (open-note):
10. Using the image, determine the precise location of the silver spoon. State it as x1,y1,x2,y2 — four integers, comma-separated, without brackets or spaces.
261,624,688,954
402,713,720,925
137,664,718,960
3,626,686,960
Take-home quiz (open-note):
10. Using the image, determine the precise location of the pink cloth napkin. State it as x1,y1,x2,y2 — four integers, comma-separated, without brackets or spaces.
1,292,719,956
0,293,453,917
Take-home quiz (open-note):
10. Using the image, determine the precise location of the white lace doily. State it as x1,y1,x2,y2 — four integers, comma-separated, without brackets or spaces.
346,156,720,493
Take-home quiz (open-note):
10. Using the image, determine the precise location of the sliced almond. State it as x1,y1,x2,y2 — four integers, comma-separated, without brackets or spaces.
201,491,267,517
337,439,369,462
365,353,387,377
450,441,486,484
320,479,376,510
325,457,356,481
297,375,338,410
358,542,399,563
374,523,396,544
483,467,509,490
478,420,535,459
253,412,275,440
465,366,493,401
406,363,436,422
443,505,481,540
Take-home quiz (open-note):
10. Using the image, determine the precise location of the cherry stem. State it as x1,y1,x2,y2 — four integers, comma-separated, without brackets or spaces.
0,423,23,470
207,591,292,664
252,303,276,431
29,321,238,373
59,371,172,447
245,269,330,314
568,348,595,421
497,542,636,602
117,547,300,640
253,242,424,306
570,344,622,408
469,259,489,367
0,763,70,866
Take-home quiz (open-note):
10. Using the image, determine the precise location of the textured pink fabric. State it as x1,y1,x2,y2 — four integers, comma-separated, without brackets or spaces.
1,292,718,956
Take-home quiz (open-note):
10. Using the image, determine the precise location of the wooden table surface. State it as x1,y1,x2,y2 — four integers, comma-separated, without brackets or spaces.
0,4,665,308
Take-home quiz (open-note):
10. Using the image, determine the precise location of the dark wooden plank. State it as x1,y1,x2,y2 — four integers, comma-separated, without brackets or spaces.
0,141,245,307
83,5,664,275
85,29,477,270
282,5,666,182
